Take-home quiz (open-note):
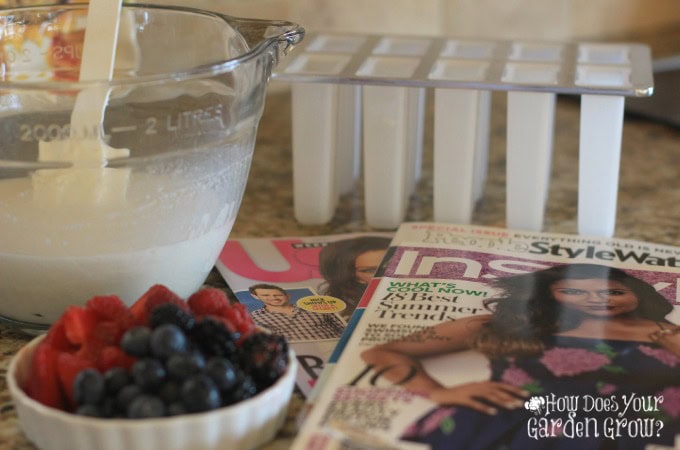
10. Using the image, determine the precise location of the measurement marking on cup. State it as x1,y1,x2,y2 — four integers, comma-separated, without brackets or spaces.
110,125,138,133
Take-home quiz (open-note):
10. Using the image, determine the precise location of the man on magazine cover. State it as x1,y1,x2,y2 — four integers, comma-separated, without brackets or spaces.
248,283,345,342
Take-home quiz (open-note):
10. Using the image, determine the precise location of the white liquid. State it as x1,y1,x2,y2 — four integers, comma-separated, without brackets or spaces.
0,144,251,325
0,224,231,324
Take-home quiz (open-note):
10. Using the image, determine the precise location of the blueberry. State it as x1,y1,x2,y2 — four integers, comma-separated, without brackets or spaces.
166,352,206,382
149,303,196,331
191,318,238,357
132,358,166,392
75,404,102,417
166,402,187,417
121,326,152,357
73,368,105,406
205,357,238,392
181,374,221,413
116,384,143,412
127,395,165,419
100,396,119,418
150,324,188,360
158,381,182,405
222,373,258,406
104,367,131,395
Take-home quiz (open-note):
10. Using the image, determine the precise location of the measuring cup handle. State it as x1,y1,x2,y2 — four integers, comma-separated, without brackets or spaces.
218,14,305,64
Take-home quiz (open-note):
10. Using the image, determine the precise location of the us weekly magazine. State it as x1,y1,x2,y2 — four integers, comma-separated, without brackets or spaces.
292,222,680,450
216,232,392,397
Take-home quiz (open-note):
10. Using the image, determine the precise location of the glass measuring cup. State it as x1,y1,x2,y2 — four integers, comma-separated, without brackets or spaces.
0,4,304,331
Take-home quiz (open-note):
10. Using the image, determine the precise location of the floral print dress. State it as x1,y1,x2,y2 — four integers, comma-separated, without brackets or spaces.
402,336,680,450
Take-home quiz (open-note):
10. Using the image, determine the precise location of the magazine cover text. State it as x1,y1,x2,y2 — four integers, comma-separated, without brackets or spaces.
294,229,680,450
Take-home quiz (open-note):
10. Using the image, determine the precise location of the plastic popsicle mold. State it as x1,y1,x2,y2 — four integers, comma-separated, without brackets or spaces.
274,33,653,236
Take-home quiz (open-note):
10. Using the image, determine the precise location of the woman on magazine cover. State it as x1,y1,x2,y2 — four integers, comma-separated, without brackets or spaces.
361,263,680,449
318,236,391,319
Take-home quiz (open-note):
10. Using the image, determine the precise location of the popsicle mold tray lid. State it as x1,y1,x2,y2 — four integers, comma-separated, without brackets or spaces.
272,33,654,237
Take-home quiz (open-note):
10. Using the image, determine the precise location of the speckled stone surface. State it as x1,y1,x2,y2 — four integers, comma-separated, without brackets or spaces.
2,34,680,450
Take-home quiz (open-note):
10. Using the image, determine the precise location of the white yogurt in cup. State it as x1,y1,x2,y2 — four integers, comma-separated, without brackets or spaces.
0,3,304,330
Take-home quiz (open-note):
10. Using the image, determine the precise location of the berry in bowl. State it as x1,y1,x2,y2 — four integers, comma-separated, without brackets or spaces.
6,286,297,450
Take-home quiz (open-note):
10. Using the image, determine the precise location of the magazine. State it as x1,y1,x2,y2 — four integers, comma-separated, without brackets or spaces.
292,222,680,450
216,232,392,397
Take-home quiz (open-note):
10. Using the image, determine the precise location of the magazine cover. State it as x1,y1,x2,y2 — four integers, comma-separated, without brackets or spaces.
216,232,392,397
292,222,680,450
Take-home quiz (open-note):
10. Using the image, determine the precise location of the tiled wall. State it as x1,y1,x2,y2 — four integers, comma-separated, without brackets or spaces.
153,0,680,40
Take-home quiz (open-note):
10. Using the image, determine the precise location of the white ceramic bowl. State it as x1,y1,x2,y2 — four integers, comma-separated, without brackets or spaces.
7,336,297,450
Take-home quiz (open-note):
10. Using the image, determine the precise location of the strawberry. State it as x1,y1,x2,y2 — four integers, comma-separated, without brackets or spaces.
188,288,229,316
97,346,136,373
130,285,187,325
61,306,97,346
74,338,111,361
56,352,95,409
90,321,124,347
27,343,65,409
43,318,76,352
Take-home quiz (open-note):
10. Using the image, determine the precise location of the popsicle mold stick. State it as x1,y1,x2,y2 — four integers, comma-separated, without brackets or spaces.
429,58,492,223
292,82,339,224
362,85,410,228
358,55,423,228
578,95,624,237
334,84,362,196
473,90,491,203
506,91,556,231
286,52,356,224
433,88,485,223
407,87,426,192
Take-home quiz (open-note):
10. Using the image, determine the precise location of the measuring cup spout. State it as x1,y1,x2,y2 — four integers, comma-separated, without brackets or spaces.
218,15,305,68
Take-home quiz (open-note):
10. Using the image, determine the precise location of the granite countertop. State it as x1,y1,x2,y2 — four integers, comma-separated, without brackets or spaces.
1,32,680,450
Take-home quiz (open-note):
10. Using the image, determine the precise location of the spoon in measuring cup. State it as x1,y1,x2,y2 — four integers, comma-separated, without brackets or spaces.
33,0,130,207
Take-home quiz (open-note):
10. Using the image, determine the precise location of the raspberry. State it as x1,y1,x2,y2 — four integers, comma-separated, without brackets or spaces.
86,295,133,327
190,317,238,358
188,288,229,316
224,302,257,339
